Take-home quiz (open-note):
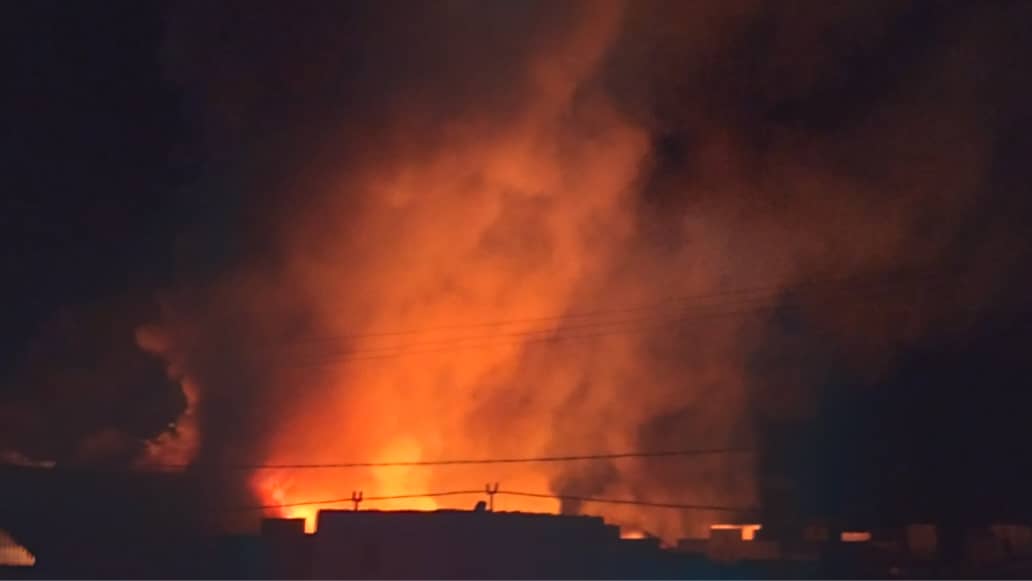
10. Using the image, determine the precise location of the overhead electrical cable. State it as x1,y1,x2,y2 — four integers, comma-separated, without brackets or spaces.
224,488,757,514
156,447,753,472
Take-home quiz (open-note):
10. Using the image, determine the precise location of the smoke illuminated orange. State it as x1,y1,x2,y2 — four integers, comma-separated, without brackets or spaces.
143,0,762,544
249,0,666,536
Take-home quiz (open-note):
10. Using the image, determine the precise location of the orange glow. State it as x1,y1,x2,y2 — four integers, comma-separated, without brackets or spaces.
244,1,661,536
841,531,871,542
711,523,762,541
128,0,1015,552
621,528,647,540
283,506,318,534
146,1,760,545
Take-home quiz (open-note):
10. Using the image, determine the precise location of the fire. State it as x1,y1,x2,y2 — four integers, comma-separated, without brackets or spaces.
621,528,647,540
710,524,762,541
283,506,319,534
261,477,333,534
241,2,655,532
257,440,463,533
256,433,562,533
148,1,760,544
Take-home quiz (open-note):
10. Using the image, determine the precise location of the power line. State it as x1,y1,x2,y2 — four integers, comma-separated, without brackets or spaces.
499,490,753,513
136,266,960,371
260,284,777,347
226,488,756,514
294,294,786,359
260,265,950,350
274,298,1021,372
228,490,485,512
251,267,959,369
280,282,937,369
160,447,753,471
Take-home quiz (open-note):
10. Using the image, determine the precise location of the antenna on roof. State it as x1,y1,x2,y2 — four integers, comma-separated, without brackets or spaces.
351,490,363,511
485,482,500,512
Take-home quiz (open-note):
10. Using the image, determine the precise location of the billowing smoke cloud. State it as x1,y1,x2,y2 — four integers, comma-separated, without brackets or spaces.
0,294,183,467
120,0,1032,541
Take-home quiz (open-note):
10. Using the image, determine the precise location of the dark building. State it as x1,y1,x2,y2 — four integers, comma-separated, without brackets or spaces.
0,465,210,578
208,510,725,579
0,464,722,580
314,509,622,578
300,509,724,579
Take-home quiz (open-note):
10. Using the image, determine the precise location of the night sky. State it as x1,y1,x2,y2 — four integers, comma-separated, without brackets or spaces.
3,0,1032,532
2,1,192,461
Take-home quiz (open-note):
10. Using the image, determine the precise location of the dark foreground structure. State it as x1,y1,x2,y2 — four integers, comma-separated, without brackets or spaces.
3,466,1032,578
234,511,739,579
0,465,734,579
2,509,757,579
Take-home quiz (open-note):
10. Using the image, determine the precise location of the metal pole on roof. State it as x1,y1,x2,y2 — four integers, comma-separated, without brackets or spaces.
485,482,500,511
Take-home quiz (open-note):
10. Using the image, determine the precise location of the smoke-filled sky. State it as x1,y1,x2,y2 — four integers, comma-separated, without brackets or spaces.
4,0,1032,539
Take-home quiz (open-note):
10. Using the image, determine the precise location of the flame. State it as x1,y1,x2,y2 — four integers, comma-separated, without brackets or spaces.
243,2,657,532
149,1,763,543
283,506,318,534
260,475,327,533
621,528,647,540
131,0,1016,547
256,435,558,533
710,523,762,541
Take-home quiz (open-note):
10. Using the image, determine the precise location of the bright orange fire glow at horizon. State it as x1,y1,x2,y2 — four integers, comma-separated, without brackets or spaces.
258,459,563,535
620,528,647,540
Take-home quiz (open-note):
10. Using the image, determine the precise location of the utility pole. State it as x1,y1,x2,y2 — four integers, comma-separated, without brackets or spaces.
351,490,363,511
485,482,499,512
